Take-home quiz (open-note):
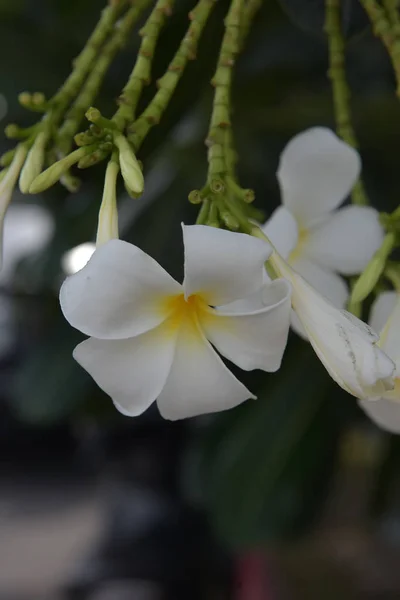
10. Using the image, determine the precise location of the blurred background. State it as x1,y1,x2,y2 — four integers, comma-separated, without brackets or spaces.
1,0,400,598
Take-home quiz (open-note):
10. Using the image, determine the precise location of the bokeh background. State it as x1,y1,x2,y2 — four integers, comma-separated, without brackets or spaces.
0,0,400,598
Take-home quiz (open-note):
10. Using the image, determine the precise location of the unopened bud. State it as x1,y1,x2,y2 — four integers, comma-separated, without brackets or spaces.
19,131,48,193
96,160,120,246
114,134,144,195
188,190,202,204
29,146,89,193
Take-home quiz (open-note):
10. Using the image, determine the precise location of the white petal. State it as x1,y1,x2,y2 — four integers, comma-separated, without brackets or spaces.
303,206,384,275
359,397,400,434
371,293,400,368
60,239,181,340
182,224,271,305
370,291,398,339
261,206,298,260
278,127,360,226
201,279,292,372
291,257,348,308
157,318,255,420
289,254,348,339
270,251,395,399
73,321,177,416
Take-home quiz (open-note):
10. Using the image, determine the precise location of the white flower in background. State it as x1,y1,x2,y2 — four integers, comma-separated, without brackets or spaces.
267,249,395,400
262,127,384,336
60,225,292,420
359,291,400,433
0,144,28,267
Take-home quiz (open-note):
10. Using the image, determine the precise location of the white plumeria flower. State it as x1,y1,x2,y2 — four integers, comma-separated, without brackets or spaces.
60,225,292,420
267,248,395,400
262,127,384,336
359,291,400,433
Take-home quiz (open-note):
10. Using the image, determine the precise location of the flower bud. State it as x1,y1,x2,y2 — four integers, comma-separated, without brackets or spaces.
29,146,89,193
114,134,144,195
19,131,48,193
96,159,119,246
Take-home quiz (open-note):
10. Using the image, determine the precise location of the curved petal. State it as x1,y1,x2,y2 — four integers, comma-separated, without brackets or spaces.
303,206,384,275
60,239,181,340
359,397,400,434
277,127,360,226
370,291,400,355
270,251,395,400
73,321,177,416
291,257,348,307
182,224,271,305
157,317,255,420
261,206,298,260
201,279,292,372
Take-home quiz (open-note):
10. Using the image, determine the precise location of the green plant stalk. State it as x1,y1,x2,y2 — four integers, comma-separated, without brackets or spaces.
129,0,217,150
325,0,368,205
112,0,175,130
360,0,400,98
207,0,244,182
57,0,153,154
51,1,126,109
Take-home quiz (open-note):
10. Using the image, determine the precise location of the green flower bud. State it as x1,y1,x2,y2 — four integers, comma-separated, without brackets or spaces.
19,131,48,193
29,146,90,194
114,134,144,195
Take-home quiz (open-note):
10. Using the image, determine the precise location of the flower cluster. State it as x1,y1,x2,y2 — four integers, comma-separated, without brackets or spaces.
56,127,400,426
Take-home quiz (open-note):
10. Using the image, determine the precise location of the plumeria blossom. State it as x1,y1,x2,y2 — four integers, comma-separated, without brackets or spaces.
359,291,400,433
60,225,292,420
262,127,384,336
265,245,395,400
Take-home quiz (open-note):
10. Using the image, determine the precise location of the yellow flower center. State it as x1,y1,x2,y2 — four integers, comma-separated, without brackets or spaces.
161,293,211,337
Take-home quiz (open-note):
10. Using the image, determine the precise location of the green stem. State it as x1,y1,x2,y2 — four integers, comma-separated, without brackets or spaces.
129,0,217,150
207,0,244,181
112,0,175,130
57,0,152,154
325,0,368,205
51,1,126,109
360,0,400,98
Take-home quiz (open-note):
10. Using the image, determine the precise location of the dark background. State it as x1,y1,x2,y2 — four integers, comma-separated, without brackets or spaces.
0,0,400,598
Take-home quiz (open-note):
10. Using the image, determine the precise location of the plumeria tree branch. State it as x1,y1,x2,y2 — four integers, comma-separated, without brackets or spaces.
191,0,264,231
360,0,400,98
325,0,368,206
128,0,217,150
1,1,126,176
57,0,154,160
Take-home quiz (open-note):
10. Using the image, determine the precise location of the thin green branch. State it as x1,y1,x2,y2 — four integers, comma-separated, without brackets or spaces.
128,0,217,150
57,0,153,154
360,0,400,98
207,0,244,181
52,1,126,112
112,0,175,130
325,0,368,205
